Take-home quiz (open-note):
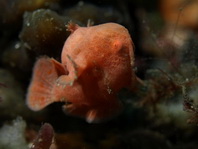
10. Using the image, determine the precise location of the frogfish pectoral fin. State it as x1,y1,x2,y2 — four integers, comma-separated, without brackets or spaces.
26,57,66,111
85,102,123,123
62,97,123,123
56,55,78,86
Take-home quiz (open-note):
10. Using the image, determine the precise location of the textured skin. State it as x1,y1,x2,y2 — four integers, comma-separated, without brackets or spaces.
27,23,135,123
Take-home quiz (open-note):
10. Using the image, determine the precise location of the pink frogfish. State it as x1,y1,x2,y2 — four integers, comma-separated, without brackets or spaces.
26,22,136,123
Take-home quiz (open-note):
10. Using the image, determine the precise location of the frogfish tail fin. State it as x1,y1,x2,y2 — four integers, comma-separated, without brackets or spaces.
26,57,66,111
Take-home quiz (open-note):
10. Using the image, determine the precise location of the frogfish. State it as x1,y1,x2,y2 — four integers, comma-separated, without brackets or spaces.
26,22,136,123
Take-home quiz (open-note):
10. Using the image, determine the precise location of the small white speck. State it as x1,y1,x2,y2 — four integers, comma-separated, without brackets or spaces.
14,43,21,49
26,22,30,26
107,86,112,94
78,1,84,6
38,138,43,142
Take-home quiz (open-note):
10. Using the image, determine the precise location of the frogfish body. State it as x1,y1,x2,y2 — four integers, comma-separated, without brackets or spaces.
27,22,135,123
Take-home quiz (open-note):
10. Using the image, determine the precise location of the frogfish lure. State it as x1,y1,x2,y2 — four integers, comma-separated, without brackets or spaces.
26,22,136,123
